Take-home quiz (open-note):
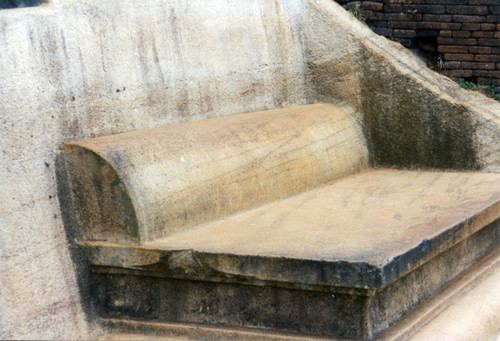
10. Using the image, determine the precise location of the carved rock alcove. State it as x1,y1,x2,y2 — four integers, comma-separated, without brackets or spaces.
60,103,500,340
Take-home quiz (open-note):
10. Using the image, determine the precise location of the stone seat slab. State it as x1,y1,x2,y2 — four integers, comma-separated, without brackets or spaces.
83,168,500,339
142,169,500,289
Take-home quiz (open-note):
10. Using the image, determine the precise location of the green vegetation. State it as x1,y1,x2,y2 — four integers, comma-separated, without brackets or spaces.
349,3,368,25
459,81,500,102
459,81,483,92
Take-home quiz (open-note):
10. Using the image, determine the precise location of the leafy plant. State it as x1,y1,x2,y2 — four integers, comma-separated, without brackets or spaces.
487,84,498,98
459,81,481,91
459,81,500,102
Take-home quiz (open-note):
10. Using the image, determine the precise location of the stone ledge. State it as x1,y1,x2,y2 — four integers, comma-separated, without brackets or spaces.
84,169,500,290
83,169,500,339
89,222,498,339
96,249,500,340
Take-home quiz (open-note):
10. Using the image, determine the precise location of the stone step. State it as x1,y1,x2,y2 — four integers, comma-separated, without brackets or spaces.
83,169,500,340
96,248,500,340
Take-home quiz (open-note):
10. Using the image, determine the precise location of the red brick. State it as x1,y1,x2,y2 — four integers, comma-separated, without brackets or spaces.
383,13,423,20
444,53,475,61
424,0,467,4
468,0,497,4
384,4,402,12
437,37,477,45
475,54,500,62
388,21,418,29
446,6,488,15
497,23,500,30
480,23,496,31
423,14,452,21
345,2,361,10
472,31,494,38
438,45,469,53
373,27,393,36
444,61,462,69
497,63,500,70
417,22,461,29
440,30,452,37
366,11,383,20
487,15,499,23
495,31,500,39
475,77,492,83
370,20,388,27
472,70,500,77
403,4,445,13
452,15,485,22
477,78,500,86
461,23,481,30
394,29,417,38
398,38,415,47
469,46,492,53
361,1,384,11
478,38,500,46
448,69,473,77
418,29,441,37
462,61,495,69
452,30,471,38
384,0,425,3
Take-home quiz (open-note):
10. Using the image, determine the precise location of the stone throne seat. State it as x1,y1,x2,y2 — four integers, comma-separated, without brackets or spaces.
61,103,500,340
1,0,499,338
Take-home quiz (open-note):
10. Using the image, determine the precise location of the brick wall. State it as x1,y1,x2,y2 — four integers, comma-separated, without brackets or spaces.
336,0,499,87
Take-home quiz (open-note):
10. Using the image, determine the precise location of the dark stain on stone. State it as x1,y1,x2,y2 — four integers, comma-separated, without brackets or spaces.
359,57,480,171
105,150,133,173
0,0,43,9
60,147,140,244
90,272,368,339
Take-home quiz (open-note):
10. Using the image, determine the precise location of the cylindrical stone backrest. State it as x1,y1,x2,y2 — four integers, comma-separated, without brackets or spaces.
62,103,369,244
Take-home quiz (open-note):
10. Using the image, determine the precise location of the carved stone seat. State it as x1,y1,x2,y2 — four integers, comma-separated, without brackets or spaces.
61,103,500,340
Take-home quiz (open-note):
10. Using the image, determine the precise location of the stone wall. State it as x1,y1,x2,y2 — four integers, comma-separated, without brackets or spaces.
336,0,499,87
0,1,309,338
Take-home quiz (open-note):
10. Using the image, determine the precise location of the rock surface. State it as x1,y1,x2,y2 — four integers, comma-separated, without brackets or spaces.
0,0,499,339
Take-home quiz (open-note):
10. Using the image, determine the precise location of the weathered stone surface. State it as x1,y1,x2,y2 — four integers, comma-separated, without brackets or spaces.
62,104,369,243
1,0,499,339
79,169,500,280
0,1,309,338
303,0,500,171
395,251,500,341
96,249,500,341
146,170,499,288
86,218,498,339
76,167,499,339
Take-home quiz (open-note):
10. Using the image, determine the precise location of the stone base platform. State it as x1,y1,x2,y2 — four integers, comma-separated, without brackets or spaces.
83,170,500,340
96,248,500,340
